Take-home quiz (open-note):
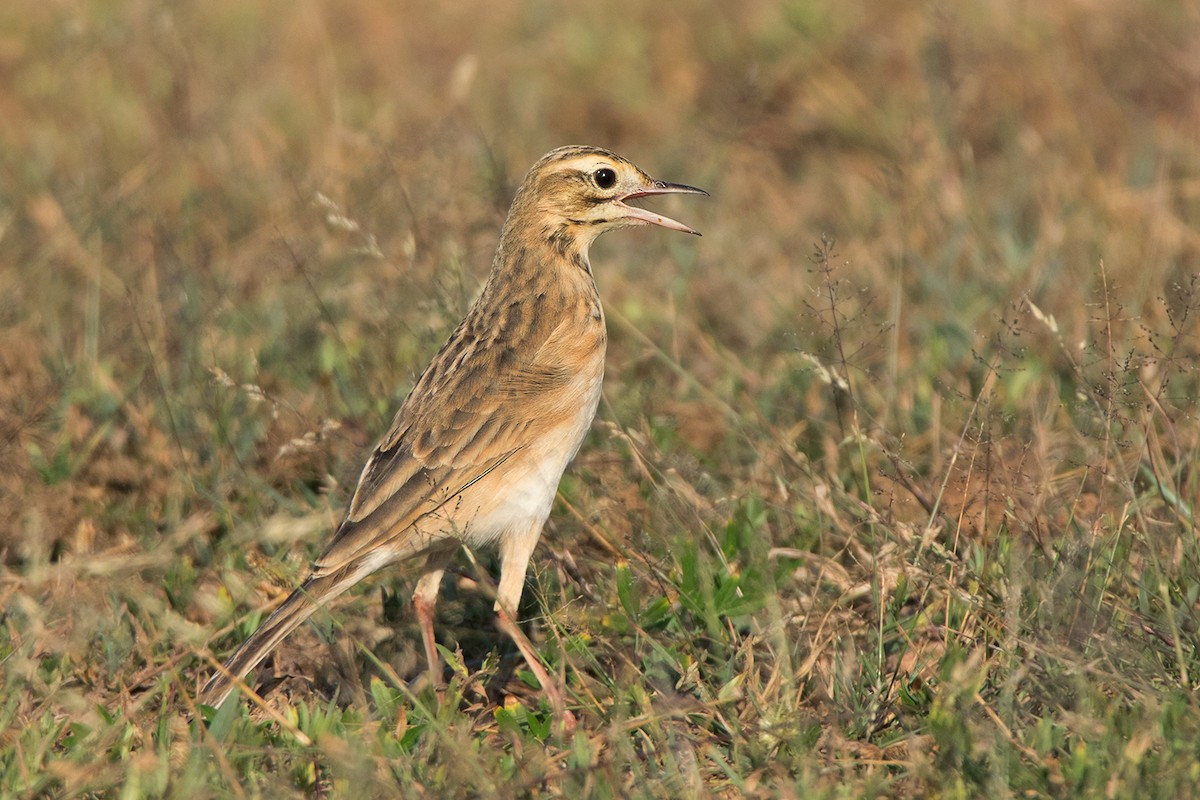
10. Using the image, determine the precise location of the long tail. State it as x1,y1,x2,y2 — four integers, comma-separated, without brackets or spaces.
200,571,352,709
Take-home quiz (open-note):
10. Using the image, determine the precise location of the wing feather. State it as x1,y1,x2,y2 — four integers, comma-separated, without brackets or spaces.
311,319,571,576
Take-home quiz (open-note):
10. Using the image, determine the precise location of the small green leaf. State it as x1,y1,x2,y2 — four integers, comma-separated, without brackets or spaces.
616,562,638,618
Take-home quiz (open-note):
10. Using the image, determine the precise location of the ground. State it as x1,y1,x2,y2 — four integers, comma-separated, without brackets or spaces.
2,1,1200,797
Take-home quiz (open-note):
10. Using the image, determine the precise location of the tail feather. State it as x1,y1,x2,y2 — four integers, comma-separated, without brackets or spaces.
201,572,349,709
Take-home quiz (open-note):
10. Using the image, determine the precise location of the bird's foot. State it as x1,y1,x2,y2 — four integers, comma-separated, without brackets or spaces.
494,607,576,735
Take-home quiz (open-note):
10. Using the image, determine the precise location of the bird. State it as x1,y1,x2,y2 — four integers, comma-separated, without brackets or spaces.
200,145,707,721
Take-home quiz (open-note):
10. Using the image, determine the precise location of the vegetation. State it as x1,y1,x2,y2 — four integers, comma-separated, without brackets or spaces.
3,0,1199,796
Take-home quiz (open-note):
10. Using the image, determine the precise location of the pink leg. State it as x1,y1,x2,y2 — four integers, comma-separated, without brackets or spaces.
494,526,575,732
494,605,574,732
413,564,447,687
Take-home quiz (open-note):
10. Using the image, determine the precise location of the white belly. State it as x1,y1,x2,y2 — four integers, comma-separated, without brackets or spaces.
461,370,602,547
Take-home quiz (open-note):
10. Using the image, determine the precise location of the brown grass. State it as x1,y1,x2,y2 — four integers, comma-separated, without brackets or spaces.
3,0,1200,796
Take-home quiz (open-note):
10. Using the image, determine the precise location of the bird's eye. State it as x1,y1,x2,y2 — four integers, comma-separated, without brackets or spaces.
593,168,617,189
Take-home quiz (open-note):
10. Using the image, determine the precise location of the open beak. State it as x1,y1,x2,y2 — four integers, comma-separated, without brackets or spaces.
618,180,709,235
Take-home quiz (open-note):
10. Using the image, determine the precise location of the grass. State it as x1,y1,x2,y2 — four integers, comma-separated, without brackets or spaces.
3,0,1200,796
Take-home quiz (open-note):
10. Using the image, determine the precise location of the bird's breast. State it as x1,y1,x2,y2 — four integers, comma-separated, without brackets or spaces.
517,292,605,455
455,295,606,548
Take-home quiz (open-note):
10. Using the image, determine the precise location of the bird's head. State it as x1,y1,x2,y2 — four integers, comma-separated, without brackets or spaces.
507,145,708,252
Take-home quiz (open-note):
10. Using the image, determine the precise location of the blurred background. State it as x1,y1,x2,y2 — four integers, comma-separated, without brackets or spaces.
2,0,1199,795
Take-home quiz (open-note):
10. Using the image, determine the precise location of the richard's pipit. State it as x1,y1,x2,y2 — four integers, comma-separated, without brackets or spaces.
202,146,706,720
